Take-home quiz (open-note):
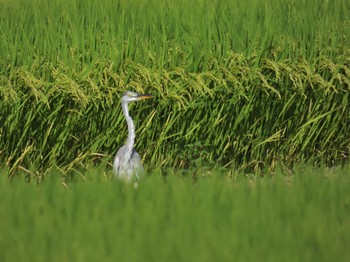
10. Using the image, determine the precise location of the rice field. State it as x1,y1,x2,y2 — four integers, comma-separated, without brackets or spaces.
0,0,350,260
1,166,350,262
0,0,349,176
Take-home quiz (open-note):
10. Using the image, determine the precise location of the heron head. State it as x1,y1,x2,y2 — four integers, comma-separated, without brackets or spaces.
121,91,153,103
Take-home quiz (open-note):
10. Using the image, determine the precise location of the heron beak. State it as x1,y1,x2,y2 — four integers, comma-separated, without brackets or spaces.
135,94,153,101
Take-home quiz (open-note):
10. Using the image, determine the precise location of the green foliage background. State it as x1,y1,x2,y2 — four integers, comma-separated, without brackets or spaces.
0,0,349,176
1,1,350,261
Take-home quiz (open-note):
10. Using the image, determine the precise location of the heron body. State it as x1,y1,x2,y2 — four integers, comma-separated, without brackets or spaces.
113,145,143,182
113,91,153,182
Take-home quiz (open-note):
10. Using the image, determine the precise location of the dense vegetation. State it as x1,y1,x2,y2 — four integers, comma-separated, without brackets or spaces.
1,1,349,261
1,166,350,262
1,0,349,177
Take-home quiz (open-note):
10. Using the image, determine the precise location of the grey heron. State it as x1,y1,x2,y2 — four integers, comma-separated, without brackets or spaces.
113,91,153,182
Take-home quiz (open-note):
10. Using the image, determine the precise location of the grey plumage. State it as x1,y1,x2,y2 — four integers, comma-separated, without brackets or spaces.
113,91,153,182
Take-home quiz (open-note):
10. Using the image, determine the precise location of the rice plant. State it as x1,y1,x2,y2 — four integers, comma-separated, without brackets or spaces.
1,166,350,262
0,0,349,177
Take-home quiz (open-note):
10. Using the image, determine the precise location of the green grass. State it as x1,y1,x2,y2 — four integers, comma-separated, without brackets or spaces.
0,0,348,68
1,1,349,261
1,54,349,176
0,0,349,174
1,167,350,262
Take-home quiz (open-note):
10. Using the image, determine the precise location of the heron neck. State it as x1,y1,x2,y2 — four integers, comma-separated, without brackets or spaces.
122,101,135,158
